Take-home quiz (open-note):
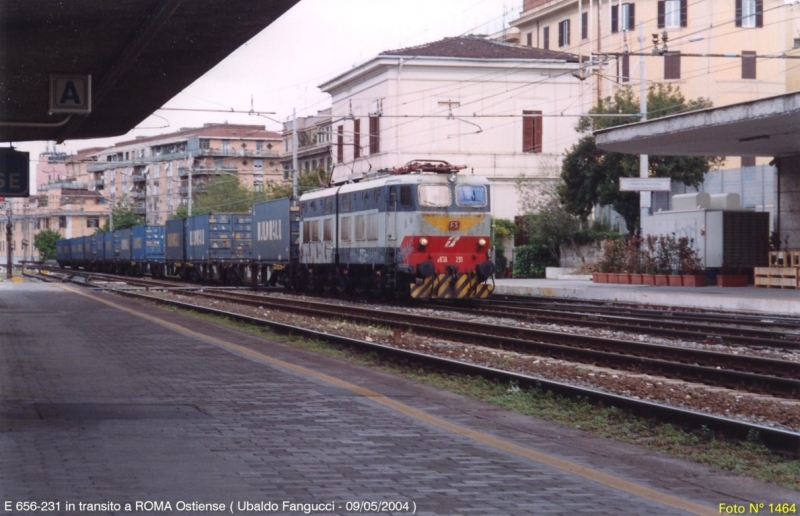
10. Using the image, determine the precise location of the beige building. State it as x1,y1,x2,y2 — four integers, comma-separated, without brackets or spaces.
87,124,283,224
280,108,333,182
506,0,798,166
2,148,108,264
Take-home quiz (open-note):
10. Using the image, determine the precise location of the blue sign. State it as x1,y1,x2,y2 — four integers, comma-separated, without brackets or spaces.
0,148,29,197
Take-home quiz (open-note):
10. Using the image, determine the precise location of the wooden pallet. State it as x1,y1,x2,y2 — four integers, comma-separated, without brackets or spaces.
769,251,800,267
754,266,799,288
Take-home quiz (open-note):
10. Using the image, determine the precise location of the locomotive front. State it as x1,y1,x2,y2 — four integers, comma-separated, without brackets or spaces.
392,162,495,299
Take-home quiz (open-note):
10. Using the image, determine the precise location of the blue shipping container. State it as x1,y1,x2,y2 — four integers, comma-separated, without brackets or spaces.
165,218,185,262
90,234,104,261
131,225,165,261
117,228,132,260
186,213,252,262
56,239,71,263
252,198,295,263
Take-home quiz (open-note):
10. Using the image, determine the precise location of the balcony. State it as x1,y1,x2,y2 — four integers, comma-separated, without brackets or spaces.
178,184,207,195
130,174,146,182
130,190,146,199
178,166,238,178
133,202,146,215
91,179,105,188
191,148,279,159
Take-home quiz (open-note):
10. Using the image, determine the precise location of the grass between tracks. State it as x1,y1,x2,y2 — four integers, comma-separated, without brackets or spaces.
165,305,800,492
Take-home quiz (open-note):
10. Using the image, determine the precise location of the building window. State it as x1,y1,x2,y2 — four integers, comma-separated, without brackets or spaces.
612,3,635,32
283,164,291,181
221,140,230,151
736,0,762,28
542,26,550,50
336,125,344,164
59,216,67,229
256,140,264,151
581,12,588,40
742,51,757,79
522,110,543,153
526,32,532,46
254,158,263,169
369,116,380,154
558,20,570,47
658,0,686,28
353,119,361,159
664,51,681,80
620,54,630,83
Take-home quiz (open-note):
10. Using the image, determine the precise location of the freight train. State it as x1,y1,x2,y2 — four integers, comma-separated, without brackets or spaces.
56,160,496,299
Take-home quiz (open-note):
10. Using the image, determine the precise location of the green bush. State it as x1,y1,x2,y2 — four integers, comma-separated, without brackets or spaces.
513,243,559,278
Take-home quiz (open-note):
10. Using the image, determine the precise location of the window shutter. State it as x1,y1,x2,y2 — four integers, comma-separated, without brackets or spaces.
611,5,619,33
755,0,763,27
735,0,742,27
522,111,543,153
353,119,361,159
664,51,681,80
657,1,665,28
680,0,687,27
581,12,588,39
621,54,630,83
742,51,756,79
543,26,550,49
336,125,343,163
526,32,532,46
628,4,635,30
565,20,570,46
369,116,380,154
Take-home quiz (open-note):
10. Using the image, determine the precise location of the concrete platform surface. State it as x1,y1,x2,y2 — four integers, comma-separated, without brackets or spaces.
1,281,798,515
495,278,800,316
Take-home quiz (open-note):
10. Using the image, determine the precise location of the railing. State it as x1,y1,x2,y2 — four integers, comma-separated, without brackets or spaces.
130,174,146,182
178,167,238,177
91,179,105,188
191,148,279,159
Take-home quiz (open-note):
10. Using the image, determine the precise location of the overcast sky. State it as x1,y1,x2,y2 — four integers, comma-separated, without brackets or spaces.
16,0,519,172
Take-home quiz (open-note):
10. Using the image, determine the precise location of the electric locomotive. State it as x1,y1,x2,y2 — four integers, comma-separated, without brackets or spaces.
260,160,495,299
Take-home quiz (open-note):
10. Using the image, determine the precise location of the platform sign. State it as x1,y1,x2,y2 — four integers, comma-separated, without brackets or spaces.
619,177,671,192
49,74,92,114
0,148,29,197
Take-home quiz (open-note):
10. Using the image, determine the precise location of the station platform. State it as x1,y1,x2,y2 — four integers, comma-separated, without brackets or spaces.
494,278,800,317
1,280,798,515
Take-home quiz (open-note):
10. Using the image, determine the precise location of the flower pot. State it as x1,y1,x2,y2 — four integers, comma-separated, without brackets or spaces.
682,274,706,287
717,274,748,287
654,274,669,286
630,273,643,284
668,275,683,286
642,274,656,286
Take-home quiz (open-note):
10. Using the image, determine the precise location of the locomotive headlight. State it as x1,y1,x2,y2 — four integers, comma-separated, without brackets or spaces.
477,238,487,247
419,237,429,248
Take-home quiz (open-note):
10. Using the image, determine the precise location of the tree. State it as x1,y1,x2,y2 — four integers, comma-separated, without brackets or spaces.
96,202,143,233
559,84,721,233
34,229,60,260
264,167,329,200
185,175,267,216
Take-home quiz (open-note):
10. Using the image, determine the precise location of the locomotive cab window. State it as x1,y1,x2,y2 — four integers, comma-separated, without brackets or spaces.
455,185,487,207
418,184,450,207
400,185,413,207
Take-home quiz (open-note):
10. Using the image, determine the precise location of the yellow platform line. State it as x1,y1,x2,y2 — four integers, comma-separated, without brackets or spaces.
58,284,717,516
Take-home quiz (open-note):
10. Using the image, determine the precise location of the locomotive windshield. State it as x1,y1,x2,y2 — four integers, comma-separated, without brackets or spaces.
418,184,451,207
455,185,487,207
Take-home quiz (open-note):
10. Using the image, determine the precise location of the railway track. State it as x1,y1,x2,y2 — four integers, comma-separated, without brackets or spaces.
96,286,800,455
30,271,800,453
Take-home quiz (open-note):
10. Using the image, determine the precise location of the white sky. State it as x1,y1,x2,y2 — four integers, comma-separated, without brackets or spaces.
15,0,519,179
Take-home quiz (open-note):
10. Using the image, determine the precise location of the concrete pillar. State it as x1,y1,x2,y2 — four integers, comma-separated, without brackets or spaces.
776,155,800,249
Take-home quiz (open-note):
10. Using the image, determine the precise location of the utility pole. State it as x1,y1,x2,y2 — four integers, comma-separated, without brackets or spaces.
638,21,650,226
188,168,193,217
292,108,299,199
6,207,12,279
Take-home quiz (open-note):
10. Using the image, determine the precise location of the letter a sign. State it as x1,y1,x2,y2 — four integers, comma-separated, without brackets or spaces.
50,74,91,114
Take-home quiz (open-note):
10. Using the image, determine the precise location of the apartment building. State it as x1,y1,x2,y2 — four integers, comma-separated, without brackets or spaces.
508,0,798,166
87,124,282,224
2,148,107,264
280,108,333,181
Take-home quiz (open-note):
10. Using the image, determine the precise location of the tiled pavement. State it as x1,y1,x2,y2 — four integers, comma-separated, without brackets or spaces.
1,282,797,515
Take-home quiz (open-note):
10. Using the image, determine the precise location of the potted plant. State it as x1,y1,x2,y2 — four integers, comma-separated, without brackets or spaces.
678,237,706,287
717,264,748,287
642,235,659,285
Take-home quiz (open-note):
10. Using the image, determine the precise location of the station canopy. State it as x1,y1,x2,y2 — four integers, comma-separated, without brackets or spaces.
0,0,299,143
595,91,800,159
